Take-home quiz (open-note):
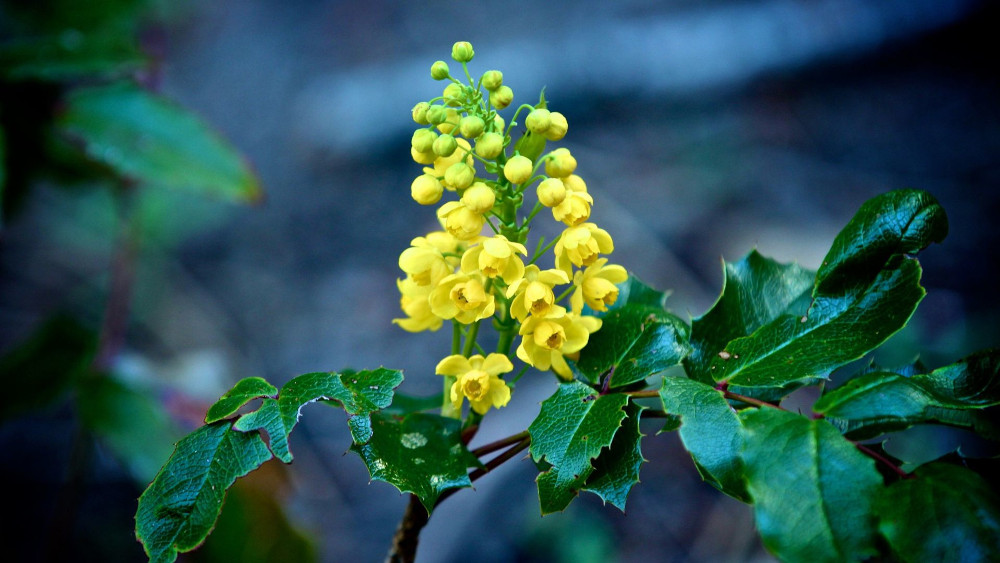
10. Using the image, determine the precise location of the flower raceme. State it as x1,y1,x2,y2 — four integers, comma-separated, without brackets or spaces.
396,41,631,418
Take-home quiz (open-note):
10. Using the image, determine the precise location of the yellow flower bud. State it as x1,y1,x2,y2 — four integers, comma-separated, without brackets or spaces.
537,177,567,207
411,146,436,165
525,108,552,134
431,60,450,80
444,162,475,190
412,102,430,125
426,105,447,126
545,147,577,178
482,70,503,91
461,182,495,213
544,111,568,141
489,85,513,109
433,134,458,157
475,132,504,159
411,174,444,205
443,83,464,107
459,115,486,139
411,128,438,153
503,155,533,184
436,108,460,134
451,41,475,63
492,114,506,132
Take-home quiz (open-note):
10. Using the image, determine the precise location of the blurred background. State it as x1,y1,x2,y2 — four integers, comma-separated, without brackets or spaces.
1,0,998,561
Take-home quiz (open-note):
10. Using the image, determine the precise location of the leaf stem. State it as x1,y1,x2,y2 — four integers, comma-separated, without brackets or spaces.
855,443,913,480
723,390,782,410
470,430,530,457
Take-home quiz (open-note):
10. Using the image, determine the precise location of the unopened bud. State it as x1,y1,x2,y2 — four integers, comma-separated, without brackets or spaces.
462,182,495,213
475,132,504,159
431,60,450,80
537,177,567,207
544,148,577,178
445,162,476,190
525,108,552,134
489,85,513,109
451,41,475,63
411,128,438,153
426,105,448,126
411,146,436,165
433,134,458,157
460,115,486,139
544,111,568,141
443,83,464,107
503,155,533,184
411,174,443,205
436,108,460,134
412,102,430,125
482,70,503,91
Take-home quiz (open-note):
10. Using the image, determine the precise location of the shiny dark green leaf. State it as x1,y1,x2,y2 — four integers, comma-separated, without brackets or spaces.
582,402,644,511
205,377,278,423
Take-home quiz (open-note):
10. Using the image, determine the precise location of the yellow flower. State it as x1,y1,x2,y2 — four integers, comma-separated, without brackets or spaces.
461,182,495,213
571,258,628,313
505,265,570,321
460,234,527,284
425,137,472,181
503,154,533,184
554,223,614,274
437,201,486,240
429,272,495,324
552,174,593,226
436,353,513,414
393,277,442,332
398,235,457,286
516,308,602,379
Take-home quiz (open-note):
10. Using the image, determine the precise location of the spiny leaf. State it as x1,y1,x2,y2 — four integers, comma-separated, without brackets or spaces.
573,305,690,388
686,250,814,385
582,402,645,511
816,189,947,296
529,382,629,514
234,369,403,462
57,83,262,202
658,377,748,501
815,349,1000,439
205,377,278,423
586,274,669,316
741,408,882,562
135,422,274,563
349,412,479,512
876,463,1000,562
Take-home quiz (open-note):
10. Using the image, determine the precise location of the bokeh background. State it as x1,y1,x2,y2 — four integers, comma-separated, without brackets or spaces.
2,0,998,561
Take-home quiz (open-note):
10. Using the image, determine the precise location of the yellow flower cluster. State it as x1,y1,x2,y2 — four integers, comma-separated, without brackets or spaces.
394,42,628,415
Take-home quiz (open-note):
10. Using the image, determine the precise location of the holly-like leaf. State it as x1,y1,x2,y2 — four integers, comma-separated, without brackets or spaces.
57,83,262,202
658,377,748,501
815,189,947,295
876,463,1000,562
815,349,1000,439
350,412,479,512
685,250,814,385
0,315,96,422
529,382,629,514
740,408,882,562
205,377,278,423
573,305,690,388
582,402,645,511
234,369,403,461
135,422,274,563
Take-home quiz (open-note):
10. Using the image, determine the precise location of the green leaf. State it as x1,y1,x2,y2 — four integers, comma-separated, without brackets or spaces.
685,250,814,385
740,408,882,562
876,463,1000,562
591,274,669,316
815,349,1000,439
573,305,690,388
0,33,146,81
658,377,748,501
349,412,479,512
711,255,926,387
234,369,403,461
135,422,274,563
816,189,947,295
57,83,262,202
529,382,629,514
383,391,444,416
582,402,645,511
76,375,181,482
205,377,278,423
0,315,96,422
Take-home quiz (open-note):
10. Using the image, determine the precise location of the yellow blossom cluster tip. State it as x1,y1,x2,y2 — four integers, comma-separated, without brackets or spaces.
395,41,629,415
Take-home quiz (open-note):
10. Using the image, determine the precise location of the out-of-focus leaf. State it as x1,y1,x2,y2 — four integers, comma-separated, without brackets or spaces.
77,374,181,482
205,377,278,423
234,369,403,461
876,463,1000,562
135,422,274,563
582,402,644,511
0,33,146,81
58,84,262,202
658,376,747,501
529,382,628,514
815,349,1000,439
349,412,479,512
741,408,882,562
0,316,96,422
685,250,814,385
573,305,690,388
